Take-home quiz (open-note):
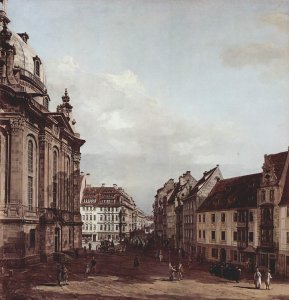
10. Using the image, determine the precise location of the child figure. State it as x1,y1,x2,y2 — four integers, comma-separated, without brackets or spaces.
264,269,272,290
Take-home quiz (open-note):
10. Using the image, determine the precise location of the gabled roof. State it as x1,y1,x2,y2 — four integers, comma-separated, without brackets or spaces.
197,173,262,212
266,151,288,181
167,182,180,204
183,166,218,202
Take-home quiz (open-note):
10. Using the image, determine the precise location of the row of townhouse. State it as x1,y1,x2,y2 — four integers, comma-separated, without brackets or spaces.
196,149,289,276
153,149,289,276
153,167,222,255
80,179,151,244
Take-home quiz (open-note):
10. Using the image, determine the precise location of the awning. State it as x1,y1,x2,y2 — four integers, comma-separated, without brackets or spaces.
243,245,256,253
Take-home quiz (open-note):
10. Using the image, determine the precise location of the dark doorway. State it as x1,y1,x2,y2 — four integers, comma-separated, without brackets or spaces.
220,248,226,262
269,257,275,274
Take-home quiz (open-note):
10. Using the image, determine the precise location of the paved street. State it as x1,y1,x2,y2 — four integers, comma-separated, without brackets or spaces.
2,250,289,300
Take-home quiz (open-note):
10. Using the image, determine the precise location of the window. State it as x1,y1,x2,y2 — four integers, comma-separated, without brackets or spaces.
221,213,226,223
211,231,215,241
249,212,254,222
212,248,218,258
116,225,118,231
28,176,33,211
287,206,289,217
198,214,201,222
199,230,201,238
35,60,40,76
203,214,205,222
249,232,254,242
53,150,58,207
100,215,103,221
232,250,238,261
221,231,226,241
270,190,274,202
28,140,33,173
203,230,205,239
233,212,237,222
261,190,266,202
100,225,103,231
211,214,215,223
233,231,237,241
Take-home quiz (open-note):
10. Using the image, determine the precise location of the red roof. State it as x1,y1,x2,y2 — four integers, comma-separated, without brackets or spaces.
197,173,262,212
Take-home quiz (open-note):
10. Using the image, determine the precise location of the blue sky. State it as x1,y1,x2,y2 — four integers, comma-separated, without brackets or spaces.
7,0,289,214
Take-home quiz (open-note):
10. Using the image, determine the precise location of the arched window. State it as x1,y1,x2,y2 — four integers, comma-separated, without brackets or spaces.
35,60,40,76
28,140,33,173
52,150,58,208
27,139,34,211
65,158,70,210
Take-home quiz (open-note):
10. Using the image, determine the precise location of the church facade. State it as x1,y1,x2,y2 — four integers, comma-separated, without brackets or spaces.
0,4,85,265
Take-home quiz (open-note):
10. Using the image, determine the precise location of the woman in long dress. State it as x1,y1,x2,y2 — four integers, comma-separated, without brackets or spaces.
254,268,262,289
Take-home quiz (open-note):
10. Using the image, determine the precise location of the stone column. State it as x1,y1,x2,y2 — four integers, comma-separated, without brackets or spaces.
9,117,25,207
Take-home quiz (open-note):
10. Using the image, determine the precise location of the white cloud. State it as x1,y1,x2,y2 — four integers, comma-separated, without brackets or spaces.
57,55,80,73
46,60,247,213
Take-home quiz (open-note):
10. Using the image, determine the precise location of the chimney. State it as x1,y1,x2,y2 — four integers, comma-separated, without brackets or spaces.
113,184,118,189
102,183,105,187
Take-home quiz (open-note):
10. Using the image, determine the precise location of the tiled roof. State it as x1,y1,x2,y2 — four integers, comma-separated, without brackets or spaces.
267,151,288,181
189,166,218,197
167,182,180,204
197,173,262,212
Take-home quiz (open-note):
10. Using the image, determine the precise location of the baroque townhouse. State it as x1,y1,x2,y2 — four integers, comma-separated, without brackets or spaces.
183,166,222,255
153,179,174,240
257,150,288,274
174,171,197,250
81,184,136,243
0,4,85,265
197,173,261,269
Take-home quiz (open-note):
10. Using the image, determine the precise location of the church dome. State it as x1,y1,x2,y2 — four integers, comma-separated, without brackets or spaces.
12,31,47,92
0,8,47,94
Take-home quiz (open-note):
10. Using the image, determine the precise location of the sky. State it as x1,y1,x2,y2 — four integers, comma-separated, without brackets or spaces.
7,0,289,214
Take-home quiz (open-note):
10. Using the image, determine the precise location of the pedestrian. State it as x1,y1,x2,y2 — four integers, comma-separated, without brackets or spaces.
169,262,176,281
90,256,96,274
264,269,272,290
56,263,62,286
133,255,140,268
159,250,163,263
177,263,184,281
62,264,69,285
155,250,159,261
254,268,262,289
84,262,90,278
235,266,241,283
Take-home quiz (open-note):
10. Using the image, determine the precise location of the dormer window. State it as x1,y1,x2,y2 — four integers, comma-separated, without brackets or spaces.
33,56,42,77
43,97,49,109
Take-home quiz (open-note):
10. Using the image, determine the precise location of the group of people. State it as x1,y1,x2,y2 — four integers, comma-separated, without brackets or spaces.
169,262,184,281
254,268,272,290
